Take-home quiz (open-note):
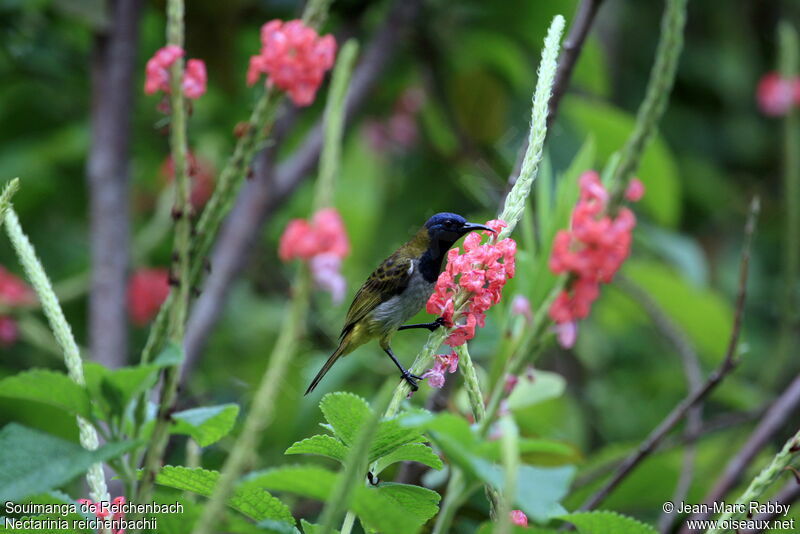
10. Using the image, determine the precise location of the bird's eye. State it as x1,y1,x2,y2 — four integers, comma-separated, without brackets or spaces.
444,219,454,228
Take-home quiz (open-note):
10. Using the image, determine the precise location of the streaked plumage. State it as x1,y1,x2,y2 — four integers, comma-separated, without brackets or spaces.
306,213,493,394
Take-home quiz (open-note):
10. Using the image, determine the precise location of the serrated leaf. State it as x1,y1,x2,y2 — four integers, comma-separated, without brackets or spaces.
285,434,347,463
558,511,658,534
319,392,371,445
300,519,337,534
0,369,91,418
374,483,440,522
374,442,443,473
369,418,426,463
152,466,293,523
101,365,160,417
246,466,439,534
0,424,135,502
172,404,240,447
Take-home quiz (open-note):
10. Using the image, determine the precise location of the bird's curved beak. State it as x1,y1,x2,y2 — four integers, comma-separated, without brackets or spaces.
462,222,496,233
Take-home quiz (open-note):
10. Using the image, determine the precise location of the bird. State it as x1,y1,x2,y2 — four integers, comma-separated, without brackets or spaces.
305,212,494,395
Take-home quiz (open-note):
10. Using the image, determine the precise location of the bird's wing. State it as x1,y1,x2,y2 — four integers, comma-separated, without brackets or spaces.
340,252,413,338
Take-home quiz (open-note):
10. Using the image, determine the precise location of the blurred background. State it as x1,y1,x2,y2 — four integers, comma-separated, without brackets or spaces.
1,0,799,530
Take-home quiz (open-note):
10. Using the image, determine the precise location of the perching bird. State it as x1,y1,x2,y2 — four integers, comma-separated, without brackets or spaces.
305,212,493,395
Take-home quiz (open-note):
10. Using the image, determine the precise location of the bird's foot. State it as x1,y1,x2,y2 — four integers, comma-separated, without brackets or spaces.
367,472,380,486
401,370,423,391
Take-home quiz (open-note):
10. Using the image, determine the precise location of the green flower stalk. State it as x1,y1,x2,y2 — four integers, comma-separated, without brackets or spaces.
610,0,687,200
456,344,486,422
498,14,566,240
496,416,521,534
189,37,357,534
3,197,109,503
137,0,193,506
707,428,800,533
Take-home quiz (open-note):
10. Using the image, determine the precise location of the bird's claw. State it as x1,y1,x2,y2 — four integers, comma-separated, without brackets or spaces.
401,370,420,391
367,472,379,486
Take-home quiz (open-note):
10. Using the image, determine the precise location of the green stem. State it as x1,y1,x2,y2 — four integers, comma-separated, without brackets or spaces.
706,428,800,533
340,512,356,534
431,469,471,534
496,416,520,534
609,0,688,200
322,382,394,534
313,40,359,212
136,0,192,507
190,272,311,534
4,204,110,503
773,22,800,384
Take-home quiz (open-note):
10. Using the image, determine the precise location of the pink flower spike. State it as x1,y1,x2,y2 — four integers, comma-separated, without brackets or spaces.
144,45,184,95
757,72,795,116
421,367,445,388
625,178,645,202
182,59,207,99
510,509,529,527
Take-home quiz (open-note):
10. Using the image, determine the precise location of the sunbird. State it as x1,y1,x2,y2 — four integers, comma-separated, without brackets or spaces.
305,213,494,395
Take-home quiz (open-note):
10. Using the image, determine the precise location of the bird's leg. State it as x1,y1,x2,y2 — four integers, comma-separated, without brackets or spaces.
367,472,380,486
383,345,423,390
398,317,446,332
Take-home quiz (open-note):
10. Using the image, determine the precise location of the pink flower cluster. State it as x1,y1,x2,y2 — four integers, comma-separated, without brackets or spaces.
548,172,644,348
0,266,36,347
756,72,800,117
127,268,170,326
421,350,459,388
510,510,529,527
426,219,516,347
247,20,336,107
77,496,126,534
364,88,425,152
144,45,207,100
279,208,350,303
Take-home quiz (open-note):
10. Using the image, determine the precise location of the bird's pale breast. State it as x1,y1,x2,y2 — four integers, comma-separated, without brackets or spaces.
368,260,434,335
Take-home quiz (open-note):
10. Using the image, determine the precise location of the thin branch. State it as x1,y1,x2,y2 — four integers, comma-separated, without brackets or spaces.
678,374,800,530
578,197,760,512
180,0,422,379
507,0,604,189
86,0,143,369
615,274,704,533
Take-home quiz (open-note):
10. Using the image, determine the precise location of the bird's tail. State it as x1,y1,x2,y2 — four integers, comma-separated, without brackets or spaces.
305,339,347,395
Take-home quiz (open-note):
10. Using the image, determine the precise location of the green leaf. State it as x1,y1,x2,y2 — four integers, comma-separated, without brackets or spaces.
374,442,443,473
285,434,347,463
151,466,293,523
562,96,681,226
100,365,160,418
172,404,240,447
319,392,371,445
0,369,91,418
300,519,336,534
255,520,302,534
0,424,135,501
506,370,566,411
558,511,658,534
153,341,184,367
247,466,439,534
369,418,426,463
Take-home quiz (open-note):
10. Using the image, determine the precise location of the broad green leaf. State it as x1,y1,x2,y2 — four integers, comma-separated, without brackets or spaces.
477,438,578,464
100,364,160,417
152,466,293,523
622,259,733,363
153,341,184,367
562,96,681,226
506,370,566,410
319,392,371,445
369,418,426,463
172,404,240,447
0,424,135,501
0,369,91,418
247,466,439,534
255,520,302,534
300,519,337,534
374,483,440,523
374,442,443,473
558,511,657,534
285,434,347,463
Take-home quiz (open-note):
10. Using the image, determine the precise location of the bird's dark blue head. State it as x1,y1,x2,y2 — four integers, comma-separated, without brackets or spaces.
424,212,494,246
